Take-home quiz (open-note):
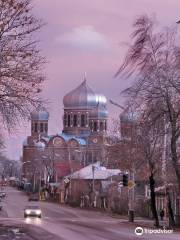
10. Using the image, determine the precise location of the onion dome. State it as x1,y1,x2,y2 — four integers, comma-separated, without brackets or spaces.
91,103,108,119
120,110,137,122
34,141,45,150
63,79,107,109
31,106,49,121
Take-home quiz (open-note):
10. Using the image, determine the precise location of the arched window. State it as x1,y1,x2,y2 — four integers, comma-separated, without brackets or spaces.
94,122,97,132
105,121,107,131
31,122,34,132
81,114,85,127
40,123,43,132
100,122,103,131
73,114,77,127
45,123,48,132
86,112,89,126
34,123,38,132
90,121,93,131
64,114,67,126
68,115,71,127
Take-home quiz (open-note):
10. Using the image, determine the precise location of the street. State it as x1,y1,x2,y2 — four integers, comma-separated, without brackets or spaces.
0,187,179,240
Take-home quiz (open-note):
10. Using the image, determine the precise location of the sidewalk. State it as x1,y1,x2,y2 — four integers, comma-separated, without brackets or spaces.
117,217,180,232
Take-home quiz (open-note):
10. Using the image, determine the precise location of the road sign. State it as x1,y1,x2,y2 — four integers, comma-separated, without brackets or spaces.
64,178,70,184
128,180,136,189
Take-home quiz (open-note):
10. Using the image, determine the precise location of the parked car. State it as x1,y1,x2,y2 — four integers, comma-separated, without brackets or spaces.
28,193,39,201
24,206,42,218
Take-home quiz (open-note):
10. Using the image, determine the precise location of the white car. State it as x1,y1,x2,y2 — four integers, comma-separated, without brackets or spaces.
24,206,42,218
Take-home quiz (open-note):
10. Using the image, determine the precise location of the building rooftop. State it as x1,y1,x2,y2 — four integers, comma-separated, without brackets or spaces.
70,162,121,180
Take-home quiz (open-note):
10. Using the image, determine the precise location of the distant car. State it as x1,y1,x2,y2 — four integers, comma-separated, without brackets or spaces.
0,192,6,198
28,193,39,201
24,206,42,218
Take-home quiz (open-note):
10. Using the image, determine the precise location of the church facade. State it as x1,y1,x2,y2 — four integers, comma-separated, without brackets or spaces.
22,79,109,183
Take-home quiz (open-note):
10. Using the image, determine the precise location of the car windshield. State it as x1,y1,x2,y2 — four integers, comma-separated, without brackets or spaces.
25,206,40,210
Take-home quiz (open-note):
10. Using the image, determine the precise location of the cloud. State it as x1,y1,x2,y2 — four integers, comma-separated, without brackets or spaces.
55,25,110,52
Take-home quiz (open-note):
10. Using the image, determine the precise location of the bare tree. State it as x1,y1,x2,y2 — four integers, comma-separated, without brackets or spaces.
138,117,164,227
0,0,46,130
107,112,163,226
116,15,180,193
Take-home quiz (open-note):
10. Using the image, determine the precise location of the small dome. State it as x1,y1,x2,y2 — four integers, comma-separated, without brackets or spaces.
120,111,137,122
31,106,49,121
63,79,107,109
34,141,45,149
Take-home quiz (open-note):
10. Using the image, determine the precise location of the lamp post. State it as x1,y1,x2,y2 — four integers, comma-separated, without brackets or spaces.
92,165,95,193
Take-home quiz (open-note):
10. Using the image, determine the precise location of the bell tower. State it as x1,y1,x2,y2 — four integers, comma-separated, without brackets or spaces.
30,107,49,138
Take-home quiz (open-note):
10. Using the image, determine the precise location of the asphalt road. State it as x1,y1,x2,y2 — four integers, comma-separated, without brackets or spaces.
0,187,179,240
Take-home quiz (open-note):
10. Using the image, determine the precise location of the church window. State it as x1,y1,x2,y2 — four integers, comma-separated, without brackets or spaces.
40,123,43,132
64,114,67,126
68,115,71,127
86,112,89,126
70,113,73,126
34,123,38,133
100,122,103,131
73,114,77,127
94,122,97,132
31,122,34,132
45,123,48,132
90,121,93,131
81,114,85,127
105,121,107,131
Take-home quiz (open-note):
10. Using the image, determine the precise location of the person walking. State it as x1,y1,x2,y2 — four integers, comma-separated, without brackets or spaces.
160,209,165,221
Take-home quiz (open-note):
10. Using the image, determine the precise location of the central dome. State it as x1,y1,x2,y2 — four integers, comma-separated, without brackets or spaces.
63,79,107,109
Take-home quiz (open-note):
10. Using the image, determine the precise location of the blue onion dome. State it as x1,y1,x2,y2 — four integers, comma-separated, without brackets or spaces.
31,106,49,121
120,110,137,122
34,141,45,149
63,79,107,110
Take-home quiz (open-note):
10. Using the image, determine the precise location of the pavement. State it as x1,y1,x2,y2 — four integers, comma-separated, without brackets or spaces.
0,186,179,240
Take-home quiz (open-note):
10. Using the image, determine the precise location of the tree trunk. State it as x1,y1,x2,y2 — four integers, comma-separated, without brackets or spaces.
171,136,180,194
149,173,160,227
167,190,176,227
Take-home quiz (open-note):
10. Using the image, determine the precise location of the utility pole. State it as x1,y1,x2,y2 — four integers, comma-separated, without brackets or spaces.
92,165,95,193
110,99,135,222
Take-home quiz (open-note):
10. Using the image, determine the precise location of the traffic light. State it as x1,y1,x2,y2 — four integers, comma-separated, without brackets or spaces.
123,174,128,186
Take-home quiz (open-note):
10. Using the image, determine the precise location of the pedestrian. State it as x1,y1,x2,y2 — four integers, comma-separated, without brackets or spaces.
160,209,165,221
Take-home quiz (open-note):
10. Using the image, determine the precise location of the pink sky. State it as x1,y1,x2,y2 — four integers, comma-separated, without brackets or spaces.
5,0,180,160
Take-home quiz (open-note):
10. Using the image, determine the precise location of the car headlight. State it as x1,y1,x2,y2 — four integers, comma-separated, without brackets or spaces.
35,210,41,215
25,210,31,215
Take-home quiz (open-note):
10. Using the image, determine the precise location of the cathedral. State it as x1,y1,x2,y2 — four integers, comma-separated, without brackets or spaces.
22,78,108,182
